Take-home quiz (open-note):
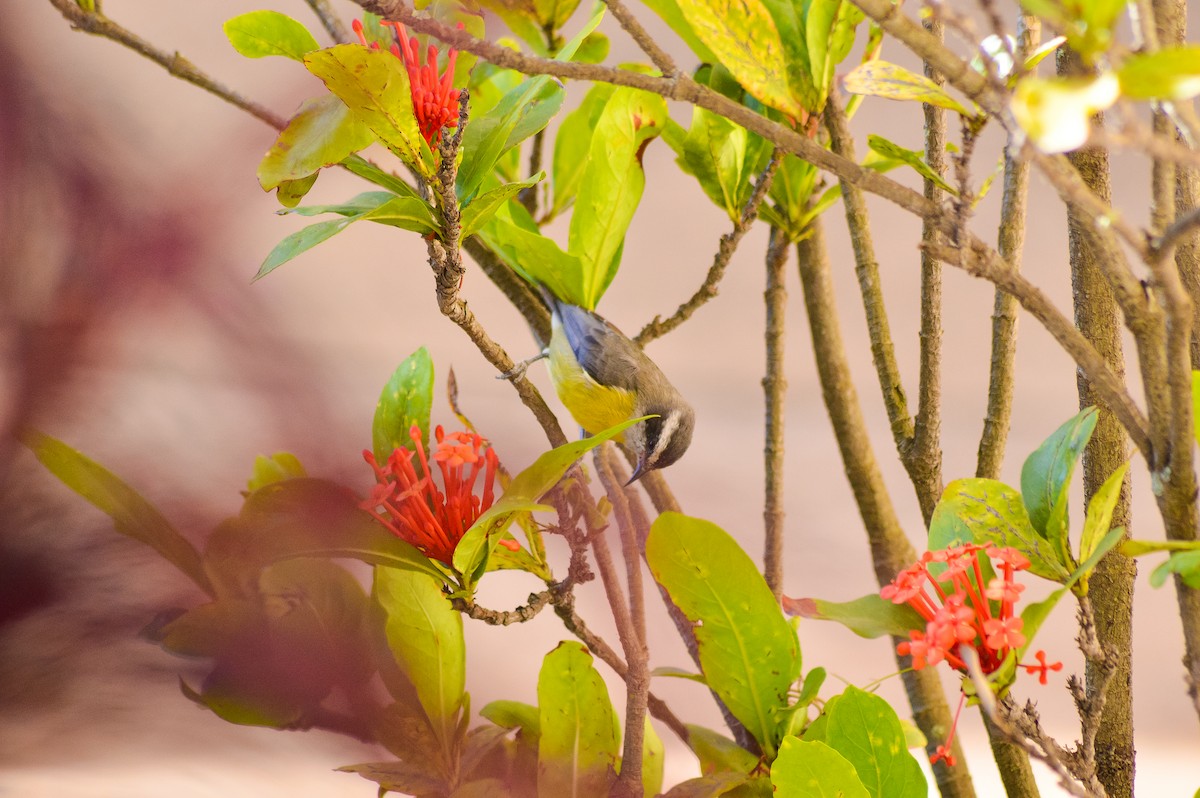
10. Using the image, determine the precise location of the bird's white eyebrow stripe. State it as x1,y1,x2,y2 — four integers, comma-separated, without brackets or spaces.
648,411,680,466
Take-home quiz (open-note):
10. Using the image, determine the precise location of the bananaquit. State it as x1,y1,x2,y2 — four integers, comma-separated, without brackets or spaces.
530,287,695,484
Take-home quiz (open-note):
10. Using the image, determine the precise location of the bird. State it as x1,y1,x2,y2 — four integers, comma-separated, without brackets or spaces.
517,287,695,484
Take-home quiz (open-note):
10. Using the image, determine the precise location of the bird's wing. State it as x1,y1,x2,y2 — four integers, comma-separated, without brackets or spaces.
552,302,643,392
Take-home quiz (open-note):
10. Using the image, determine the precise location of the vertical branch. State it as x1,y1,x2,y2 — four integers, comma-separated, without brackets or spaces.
595,444,649,797
763,228,789,600
795,219,975,798
823,96,940,523
973,13,1043,784
1057,46,1137,798
1149,0,1200,723
609,448,758,751
977,15,1039,480
911,12,946,515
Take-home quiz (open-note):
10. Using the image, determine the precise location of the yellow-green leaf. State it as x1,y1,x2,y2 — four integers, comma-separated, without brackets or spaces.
224,10,320,61
304,44,434,177
844,60,975,118
537,642,619,798
677,0,803,116
258,94,375,191
23,430,213,596
1120,45,1200,101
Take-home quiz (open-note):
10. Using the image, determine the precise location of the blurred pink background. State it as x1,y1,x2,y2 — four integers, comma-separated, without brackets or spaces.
2,1,1198,795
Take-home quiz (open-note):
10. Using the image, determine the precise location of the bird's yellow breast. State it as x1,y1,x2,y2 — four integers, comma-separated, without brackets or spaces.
547,325,637,437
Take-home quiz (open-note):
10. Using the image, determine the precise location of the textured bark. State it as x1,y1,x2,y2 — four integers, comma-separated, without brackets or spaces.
1059,47,1136,798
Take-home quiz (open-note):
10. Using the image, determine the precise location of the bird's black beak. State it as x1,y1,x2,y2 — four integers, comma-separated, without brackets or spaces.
625,457,648,486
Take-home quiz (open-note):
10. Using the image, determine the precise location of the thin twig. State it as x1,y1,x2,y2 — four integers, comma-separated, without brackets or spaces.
595,444,649,798
424,96,568,448
600,0,677,77
976,13,1039,480
762,228,789,601
46,0,286,129
912,14,948,523
636,151,780,345
305,0,352,43
606,445,758,751
824,95,942,521
451,590,553,624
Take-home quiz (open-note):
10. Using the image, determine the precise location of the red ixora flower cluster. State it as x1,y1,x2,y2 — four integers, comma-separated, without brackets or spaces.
362,424,508,566
881,543,1063,766
353,18,461,145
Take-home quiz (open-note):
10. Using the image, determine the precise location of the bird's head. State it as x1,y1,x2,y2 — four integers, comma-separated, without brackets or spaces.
624,404,695,485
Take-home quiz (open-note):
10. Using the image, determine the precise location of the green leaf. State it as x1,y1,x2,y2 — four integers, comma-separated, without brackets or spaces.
686,724,759,774
1121,539,1200,557
477,211,585,306
574,31,611,64
452,417,642,584
931,478,1072,582
481,700,540,736
304,45,433,177
458,45,574,204
274,174,319,208
340,155,426,197
246,452,306,492
782,594,923,639
866,135,956,195
844,60,975,117
804,0,864,111
552,83,615,218
641,718,665,798
1023,0,1120,59
458,77,564,203
1019,524,1126,662
254,215,363,280
22,430,213,596
536,0,583,31
373,347,435,465
1152,550,1200,589
679,107,756,222
362,194,441,234
537,641,619,798
258,95,374,191
258,558,375,686
677,0,803,116
815,687,926,798
337,762,446,796
664,773,753,797
224,11,319,61
1021,407,1097,562
763,154,825,241
647,513,800,755
460,172,545,241
569,87,668,308
203,477,447,596
374,567,466,746
770,738,870,798
1079,462,1128,565
280,191,397,218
